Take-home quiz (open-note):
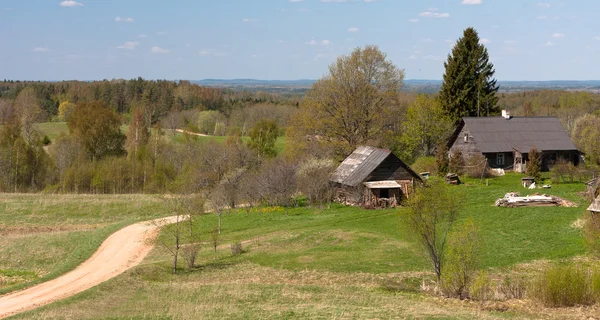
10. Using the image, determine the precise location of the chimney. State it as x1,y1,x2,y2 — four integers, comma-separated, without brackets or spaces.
502,110,511,119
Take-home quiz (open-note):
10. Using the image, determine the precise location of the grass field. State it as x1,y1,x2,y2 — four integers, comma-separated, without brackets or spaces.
35,122,287,153
0,194,167,295
10,173,598,319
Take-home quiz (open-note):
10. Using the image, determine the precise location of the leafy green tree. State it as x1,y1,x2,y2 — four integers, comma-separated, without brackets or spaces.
248,119,278,159
572,114,600,167
68,101,126,161
440,27,499,123
401,179,461,281
289,45,405,157
58,101,76,122
399,94,453,161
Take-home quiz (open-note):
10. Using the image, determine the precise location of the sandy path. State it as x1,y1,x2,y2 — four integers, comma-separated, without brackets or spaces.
174,129,209,137
0,216,179,319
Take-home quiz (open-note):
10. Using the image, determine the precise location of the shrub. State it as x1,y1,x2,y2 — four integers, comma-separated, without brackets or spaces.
464,153,490,179
499,273,527,300
448,149,465,175
181,243,200,269
435,143,449,177
230,242,242,255
470,271,493,301
412,156,437,176
549,159,576,184
531,263,594,307
440,219,480,299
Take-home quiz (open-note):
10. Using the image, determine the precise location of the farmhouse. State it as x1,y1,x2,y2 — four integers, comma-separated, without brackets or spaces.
448,111,580,172
330,146,422,208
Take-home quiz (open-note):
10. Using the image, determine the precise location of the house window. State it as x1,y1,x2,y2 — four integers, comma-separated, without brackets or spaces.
496,153,505,166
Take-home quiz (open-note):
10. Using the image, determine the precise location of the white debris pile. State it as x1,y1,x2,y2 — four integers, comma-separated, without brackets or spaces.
494,192,578,208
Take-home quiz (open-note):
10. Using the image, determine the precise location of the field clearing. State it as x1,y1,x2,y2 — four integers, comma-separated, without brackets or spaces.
0,193,167,295
34,122,287,153
9,174,596,319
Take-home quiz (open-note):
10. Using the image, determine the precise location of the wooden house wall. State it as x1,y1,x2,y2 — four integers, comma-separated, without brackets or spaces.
449,124,481,159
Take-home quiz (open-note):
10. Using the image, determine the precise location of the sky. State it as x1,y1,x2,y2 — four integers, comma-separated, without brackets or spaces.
1,0,599,81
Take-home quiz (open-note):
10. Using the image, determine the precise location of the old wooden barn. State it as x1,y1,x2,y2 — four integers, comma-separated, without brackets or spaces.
448,111,580,172
330,146,422,208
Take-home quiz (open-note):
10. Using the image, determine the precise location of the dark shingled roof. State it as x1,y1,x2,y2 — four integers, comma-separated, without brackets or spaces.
330,146,421,187
462,117,577,153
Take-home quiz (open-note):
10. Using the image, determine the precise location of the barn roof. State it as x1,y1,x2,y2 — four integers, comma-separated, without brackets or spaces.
587,196,600,213
330,146,421,187
459,117,578,153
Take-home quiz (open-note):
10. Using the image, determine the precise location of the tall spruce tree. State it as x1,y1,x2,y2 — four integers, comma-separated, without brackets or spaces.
440,27,499,123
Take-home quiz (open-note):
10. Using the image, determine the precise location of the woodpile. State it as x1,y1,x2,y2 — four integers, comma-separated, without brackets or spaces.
495,192,578,208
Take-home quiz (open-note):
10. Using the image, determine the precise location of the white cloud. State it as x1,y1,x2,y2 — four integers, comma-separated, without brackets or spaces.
320,0,347,2
305,39,317,45
151,46,170,54
544,41,554,47
364,0,377,2
445,39,454,43
594,36,600,41
156,31,167,35
480,38,491,44
289,0,304,2
32,47,49,52
117,41,139,50
408,18,419,23
552,32,565,38
59,1,83,7
321,40,331,45
537,2,552,7
138,34,148,38
423,54,442,61
348,27,359,32
115,17,134,23
504,40,517,45
408,55,418,60
419,11,450,18
462,0,482,4
242,18,258,22
421,38,433,43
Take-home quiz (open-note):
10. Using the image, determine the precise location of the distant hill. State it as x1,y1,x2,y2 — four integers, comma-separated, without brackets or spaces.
191,79,600,93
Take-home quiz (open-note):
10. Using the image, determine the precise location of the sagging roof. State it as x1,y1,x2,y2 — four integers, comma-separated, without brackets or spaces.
330,146,422,187
587,196,600,213
460,117,578,153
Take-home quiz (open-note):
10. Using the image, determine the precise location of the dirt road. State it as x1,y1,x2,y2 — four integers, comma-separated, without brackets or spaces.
0,216,179,319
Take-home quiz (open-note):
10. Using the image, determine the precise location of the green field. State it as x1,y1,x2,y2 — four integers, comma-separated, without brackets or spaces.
8,174,597,319
35,122,287,154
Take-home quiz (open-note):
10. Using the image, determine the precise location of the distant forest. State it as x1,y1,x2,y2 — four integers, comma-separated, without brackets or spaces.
1,78,600,195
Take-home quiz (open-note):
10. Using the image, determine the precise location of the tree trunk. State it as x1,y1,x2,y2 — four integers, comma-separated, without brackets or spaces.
218,212,222,234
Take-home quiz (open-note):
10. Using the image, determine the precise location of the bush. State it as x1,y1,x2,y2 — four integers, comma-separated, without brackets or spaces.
470,271,493,301
181,243,200,269
440,219,480,299
448,149,465,175
464,153,490,179
549,159,577,184
411,156,437,176
499,273,527,300
531,263,594,307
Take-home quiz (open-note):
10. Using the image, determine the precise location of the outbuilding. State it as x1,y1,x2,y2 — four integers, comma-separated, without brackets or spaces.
330,146,422,208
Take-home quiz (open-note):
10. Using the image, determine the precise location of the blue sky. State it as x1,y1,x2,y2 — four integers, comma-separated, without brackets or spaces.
1,0,599,81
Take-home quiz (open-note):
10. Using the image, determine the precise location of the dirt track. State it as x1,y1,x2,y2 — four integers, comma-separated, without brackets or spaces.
0,216,178,319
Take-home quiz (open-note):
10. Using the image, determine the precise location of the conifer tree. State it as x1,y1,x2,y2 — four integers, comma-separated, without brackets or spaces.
440,27,499,123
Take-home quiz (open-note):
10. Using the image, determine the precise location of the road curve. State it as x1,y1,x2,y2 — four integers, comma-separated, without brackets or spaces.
0,216,178,319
